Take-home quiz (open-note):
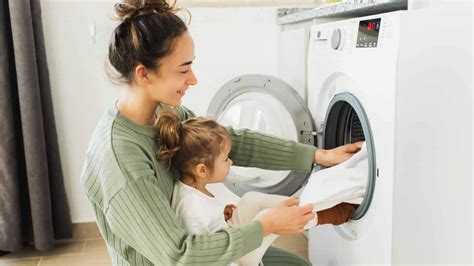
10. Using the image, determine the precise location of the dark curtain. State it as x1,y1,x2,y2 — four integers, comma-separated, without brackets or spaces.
0,0,72,252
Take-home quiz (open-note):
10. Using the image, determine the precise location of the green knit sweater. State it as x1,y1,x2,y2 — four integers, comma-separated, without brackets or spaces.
80,105,316,265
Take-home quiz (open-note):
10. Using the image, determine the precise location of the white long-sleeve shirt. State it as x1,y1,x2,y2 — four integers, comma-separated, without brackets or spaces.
172,181,228,235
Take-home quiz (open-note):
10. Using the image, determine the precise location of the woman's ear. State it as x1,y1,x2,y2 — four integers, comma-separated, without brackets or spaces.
194,163,208,179
134,64,150,85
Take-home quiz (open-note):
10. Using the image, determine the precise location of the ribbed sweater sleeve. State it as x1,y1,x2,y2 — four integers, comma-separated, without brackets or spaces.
175,106,317,172
105,176,262,265
227,127,316,172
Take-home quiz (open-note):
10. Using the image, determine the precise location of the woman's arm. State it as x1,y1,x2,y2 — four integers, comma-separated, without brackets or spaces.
175,106,314,171
176,105,360,170
175,105,314,171
105,175,263,265
226,127,315,172
226,127,363,170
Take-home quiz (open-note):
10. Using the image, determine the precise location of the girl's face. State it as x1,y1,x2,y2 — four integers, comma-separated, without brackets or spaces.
207,140,233,184
146,31,197,106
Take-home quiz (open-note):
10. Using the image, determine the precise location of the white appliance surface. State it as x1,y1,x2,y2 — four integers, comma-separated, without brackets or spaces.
307,5,471,265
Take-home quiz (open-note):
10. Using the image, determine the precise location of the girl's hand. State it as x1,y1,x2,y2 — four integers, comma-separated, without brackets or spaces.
224,204,237,221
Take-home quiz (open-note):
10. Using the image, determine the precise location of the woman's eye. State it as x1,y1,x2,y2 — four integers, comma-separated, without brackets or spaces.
180,70,189,74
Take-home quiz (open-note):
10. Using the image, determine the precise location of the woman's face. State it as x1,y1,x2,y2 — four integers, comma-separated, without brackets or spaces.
146,31,197,107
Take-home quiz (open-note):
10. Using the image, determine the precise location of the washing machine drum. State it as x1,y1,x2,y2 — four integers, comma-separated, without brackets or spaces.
207,74,315,197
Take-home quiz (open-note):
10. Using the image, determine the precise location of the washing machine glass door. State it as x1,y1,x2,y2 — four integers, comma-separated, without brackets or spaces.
207,74,315,197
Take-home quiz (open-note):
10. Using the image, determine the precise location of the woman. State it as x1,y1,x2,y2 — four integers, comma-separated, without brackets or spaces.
80,0,362,265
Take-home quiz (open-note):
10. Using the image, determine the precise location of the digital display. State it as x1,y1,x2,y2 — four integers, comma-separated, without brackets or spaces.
356,18,381,48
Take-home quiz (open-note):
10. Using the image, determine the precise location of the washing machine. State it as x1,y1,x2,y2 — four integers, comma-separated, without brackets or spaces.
206,4,471,265
307,5,471,265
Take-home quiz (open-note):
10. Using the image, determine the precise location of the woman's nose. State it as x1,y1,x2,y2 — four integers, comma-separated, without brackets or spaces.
187,70,198,85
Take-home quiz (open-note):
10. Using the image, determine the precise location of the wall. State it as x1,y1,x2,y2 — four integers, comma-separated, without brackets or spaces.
408,0,472,9
39,0,281,223
40,1,120,223
185,8,280,115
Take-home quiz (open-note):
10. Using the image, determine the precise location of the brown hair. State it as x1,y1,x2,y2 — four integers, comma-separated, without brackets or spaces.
155,110,231,179
106,0,188,84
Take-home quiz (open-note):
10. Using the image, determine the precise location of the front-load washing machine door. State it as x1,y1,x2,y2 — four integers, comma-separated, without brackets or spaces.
207,74,315,197
322,92,377,238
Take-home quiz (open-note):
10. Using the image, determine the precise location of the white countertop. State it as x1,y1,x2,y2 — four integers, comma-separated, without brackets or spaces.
277,0,407,24
180,0,327,7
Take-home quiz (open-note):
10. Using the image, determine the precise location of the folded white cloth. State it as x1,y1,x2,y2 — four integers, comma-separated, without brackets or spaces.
300,142,368,212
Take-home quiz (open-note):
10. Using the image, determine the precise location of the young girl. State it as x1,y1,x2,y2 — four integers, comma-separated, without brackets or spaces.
156,110,357,266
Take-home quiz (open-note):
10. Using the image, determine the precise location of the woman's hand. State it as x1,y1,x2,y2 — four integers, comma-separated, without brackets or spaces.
224,204,236,221
314,141,363,167
259,198,314,236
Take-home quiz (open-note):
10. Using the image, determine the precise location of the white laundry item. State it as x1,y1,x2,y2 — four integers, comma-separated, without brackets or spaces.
300,142,368,212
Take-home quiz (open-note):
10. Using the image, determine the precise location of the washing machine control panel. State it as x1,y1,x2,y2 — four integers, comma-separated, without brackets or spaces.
325,18,384,51
310,14,398,53
356,18,382,48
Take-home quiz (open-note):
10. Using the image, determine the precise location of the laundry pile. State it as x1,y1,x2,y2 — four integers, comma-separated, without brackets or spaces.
300,142,368,212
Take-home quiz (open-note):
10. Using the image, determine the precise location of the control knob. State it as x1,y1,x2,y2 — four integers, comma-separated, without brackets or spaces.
331,28,344,50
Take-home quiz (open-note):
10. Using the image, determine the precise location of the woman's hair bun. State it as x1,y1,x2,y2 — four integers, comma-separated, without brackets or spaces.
114,0,177,21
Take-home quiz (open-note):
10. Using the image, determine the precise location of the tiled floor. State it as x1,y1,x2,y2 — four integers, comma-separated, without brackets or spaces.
0,223,308,266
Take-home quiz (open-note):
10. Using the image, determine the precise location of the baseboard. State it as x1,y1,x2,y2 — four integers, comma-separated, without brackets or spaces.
72,222,102,240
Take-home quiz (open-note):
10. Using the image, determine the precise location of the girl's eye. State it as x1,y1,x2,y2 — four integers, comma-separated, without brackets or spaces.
180,70,190,74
